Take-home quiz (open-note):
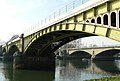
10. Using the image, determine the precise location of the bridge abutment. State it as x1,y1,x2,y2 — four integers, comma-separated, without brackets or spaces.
13,52,55,71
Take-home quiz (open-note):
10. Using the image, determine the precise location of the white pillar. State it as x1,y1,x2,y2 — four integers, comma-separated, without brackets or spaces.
101,15,103,25
108,12,111,27
116,10,119,28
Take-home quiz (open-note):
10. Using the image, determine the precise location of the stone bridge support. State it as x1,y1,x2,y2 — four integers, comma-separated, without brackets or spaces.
2,34,24,62
13,54,55,71
13,43,55,70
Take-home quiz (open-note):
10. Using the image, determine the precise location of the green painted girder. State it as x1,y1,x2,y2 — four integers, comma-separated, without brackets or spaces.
38,33,82,55
23,0,120,53
24,22,120,54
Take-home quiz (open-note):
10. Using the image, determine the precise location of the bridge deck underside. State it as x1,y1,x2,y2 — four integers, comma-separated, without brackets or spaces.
24,30,95,56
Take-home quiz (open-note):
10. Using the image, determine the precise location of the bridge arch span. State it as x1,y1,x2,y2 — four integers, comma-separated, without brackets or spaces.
2,47,6,55
69,51,91,59
8,45,19,56
23,0,120,56
96,49,120,56
2,45,20,61
24,21,120,57
95,49,120,60
24,30,95,56
20,30,95,70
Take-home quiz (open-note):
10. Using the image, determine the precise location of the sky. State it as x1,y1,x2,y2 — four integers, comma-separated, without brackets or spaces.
81,36,120,46
0,0,73,41
0,0,120,46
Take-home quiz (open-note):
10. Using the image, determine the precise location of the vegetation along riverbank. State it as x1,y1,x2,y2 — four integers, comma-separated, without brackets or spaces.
84,75,120,81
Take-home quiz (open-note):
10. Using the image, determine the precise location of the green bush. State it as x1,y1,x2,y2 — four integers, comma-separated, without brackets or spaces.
84,75,120,81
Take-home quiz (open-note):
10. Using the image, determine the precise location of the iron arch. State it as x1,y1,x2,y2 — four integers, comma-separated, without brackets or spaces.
8,45,19,55
24,20,120,57
24,30,96,57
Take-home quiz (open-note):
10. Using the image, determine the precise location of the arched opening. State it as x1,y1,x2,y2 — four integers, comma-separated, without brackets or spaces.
97,16,101,24
111,12,116,27
91,18,95,23
86,20,89,23
95,49,120,60
103,14,108,25
8,45,19,55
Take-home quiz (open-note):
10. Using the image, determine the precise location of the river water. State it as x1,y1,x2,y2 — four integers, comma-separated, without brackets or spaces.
0,59,120,81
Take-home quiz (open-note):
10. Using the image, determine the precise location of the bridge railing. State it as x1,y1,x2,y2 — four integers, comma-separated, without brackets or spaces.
24,0,90,35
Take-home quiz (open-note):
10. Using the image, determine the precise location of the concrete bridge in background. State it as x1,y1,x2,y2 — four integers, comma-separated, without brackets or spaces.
66,46,120,60
1,0,120,70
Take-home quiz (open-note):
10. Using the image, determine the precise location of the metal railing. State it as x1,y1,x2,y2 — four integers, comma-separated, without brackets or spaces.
24,0,90,35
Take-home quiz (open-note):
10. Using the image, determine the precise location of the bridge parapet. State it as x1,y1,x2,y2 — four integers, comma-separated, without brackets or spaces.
68,47,120,56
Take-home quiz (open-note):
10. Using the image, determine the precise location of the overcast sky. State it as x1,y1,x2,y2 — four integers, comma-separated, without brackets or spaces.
0,0,120,46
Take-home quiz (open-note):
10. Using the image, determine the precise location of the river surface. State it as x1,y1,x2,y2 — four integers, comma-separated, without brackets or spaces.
0,59,120,81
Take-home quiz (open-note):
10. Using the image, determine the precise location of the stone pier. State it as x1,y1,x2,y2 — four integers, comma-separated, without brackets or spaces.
13,52,55,71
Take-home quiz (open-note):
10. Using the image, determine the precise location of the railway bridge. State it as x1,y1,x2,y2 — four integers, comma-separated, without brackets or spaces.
2,0,120,70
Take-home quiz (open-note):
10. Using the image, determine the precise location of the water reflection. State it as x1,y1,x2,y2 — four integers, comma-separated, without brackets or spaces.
2,62,13,81
2,62,55,81
0,59,120,81
13,70,54,81
55,59,120,81
69,59,91,69
55,60,92,81
115,60,120,70
94,60,120,74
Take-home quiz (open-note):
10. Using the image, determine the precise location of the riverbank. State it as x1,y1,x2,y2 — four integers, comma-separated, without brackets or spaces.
84,75,120,81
